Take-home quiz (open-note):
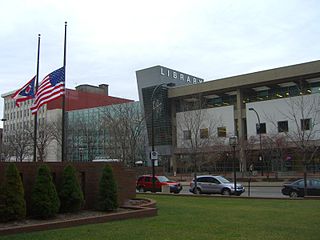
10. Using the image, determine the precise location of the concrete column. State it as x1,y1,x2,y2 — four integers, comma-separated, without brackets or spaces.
171,155,177,176
236,89,246,173
171,98,178,175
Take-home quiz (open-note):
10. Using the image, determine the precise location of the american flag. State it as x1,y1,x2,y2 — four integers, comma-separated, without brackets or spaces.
12,76,36,107
31,67,65,114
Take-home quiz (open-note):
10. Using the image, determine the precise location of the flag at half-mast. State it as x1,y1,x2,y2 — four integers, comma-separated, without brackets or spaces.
12,76,36,107
30,67,65,114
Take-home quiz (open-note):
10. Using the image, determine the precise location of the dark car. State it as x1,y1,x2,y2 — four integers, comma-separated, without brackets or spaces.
281,178,320,198
136,175,182,193
189,175,245,196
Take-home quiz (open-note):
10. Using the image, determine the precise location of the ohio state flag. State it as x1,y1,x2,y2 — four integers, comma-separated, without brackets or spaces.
12,76,36,107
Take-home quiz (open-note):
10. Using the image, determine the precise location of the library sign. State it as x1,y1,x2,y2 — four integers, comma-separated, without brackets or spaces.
160,67,204,85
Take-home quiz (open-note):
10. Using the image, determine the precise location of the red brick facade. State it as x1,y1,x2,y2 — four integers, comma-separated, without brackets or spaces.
0,162,136,211
47,89,133,111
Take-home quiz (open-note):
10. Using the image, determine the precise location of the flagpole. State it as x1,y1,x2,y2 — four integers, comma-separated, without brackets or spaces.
33,34,41,162
61,22,67,162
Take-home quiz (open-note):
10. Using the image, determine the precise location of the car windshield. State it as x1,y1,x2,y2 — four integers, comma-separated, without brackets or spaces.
157,176,170,182
215,176,231,183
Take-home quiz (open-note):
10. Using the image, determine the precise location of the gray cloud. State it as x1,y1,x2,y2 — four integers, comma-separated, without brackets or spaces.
1,0,320,127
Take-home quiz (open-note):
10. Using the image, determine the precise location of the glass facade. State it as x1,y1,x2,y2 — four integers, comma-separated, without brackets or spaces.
67,107,106,161
66,102,142,162
142,86,172,146
175,81,320,112
243,81,320,104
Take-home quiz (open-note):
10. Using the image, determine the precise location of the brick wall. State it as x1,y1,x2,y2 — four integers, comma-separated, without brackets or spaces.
0,162,136,212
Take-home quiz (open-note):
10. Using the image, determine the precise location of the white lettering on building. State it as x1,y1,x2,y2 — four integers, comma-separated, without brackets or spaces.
160,67,203,84
173,71,177,79
160,67,165,76
193,78,197,84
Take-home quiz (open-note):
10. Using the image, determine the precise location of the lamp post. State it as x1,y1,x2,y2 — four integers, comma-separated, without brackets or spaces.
248,107,264,176
229,136,238,195
150,82,175,193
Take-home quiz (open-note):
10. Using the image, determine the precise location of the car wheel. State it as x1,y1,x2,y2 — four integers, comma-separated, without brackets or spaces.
289,191,298,198
221,188,231,196
194,187,202,194
138,187,145,193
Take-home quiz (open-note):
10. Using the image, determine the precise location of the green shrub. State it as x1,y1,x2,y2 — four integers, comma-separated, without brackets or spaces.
97,164,118,211
59,164,84,213
0,163,26,222
30,165,60,219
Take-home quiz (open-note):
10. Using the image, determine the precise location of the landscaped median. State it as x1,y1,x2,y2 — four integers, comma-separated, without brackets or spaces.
0,195,319,240
0,198,157,236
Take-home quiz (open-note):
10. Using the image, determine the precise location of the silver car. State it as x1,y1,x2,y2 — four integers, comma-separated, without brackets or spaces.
189,175,245,196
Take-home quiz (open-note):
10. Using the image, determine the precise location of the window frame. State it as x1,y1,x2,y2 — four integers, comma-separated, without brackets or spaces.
301,118,311,131
183,130,191,140
200,128,209,139
217,127,227,138
256,123,266,134
277,120,288,133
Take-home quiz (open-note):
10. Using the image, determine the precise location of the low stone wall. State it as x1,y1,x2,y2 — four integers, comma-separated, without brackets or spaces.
0,162,136,210
0,204,157,236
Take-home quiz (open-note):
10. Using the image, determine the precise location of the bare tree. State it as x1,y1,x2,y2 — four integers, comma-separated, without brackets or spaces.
176,98,225,182
6,125,33,161
72,116,102,162
265,89,320,195
0,143,11,161
262,133,289,178
50,118,62,149
34,122,55,162
101,103,146,166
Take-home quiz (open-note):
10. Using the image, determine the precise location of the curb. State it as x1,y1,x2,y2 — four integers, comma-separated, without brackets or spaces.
137,192,318,201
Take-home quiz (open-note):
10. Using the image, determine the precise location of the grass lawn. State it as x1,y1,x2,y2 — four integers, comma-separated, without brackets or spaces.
2,195,320,240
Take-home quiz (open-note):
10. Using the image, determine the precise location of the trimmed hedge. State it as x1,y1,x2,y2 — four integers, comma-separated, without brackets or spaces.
30,165,60,219
59,164,84,213
0,163,26,222
97,164,118,211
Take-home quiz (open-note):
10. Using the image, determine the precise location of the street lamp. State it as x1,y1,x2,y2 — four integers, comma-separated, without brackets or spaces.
229,136,238,195
150,82,175,193
248,107,264,176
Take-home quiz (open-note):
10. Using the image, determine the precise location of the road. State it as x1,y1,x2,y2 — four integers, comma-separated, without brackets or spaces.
179,185,286,198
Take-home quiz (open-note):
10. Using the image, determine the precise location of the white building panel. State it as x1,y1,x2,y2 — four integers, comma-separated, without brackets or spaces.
176,105,235,148
246,93,320,140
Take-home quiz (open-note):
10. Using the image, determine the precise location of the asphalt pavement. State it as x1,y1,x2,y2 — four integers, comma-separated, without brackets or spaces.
178,181,286,198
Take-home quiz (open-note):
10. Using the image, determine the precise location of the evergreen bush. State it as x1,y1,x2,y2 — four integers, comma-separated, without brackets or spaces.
0,163,26,222
97,164,118,211
59,164,84,213
30,165,60,219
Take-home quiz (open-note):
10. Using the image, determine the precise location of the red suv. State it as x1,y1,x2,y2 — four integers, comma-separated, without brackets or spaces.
136,175,182,193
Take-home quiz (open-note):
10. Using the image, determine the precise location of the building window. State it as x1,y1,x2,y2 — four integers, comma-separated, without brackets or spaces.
200,128,209,139
278,121,288,133
217,127,227,137
256,123,266,134
301,118,311,131
183,130,191,140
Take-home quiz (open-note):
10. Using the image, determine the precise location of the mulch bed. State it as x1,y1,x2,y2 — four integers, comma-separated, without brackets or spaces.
0,198,157,236
0,209,129,230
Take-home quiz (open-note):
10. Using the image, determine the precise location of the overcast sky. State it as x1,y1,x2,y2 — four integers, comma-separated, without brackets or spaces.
1,0,320,127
